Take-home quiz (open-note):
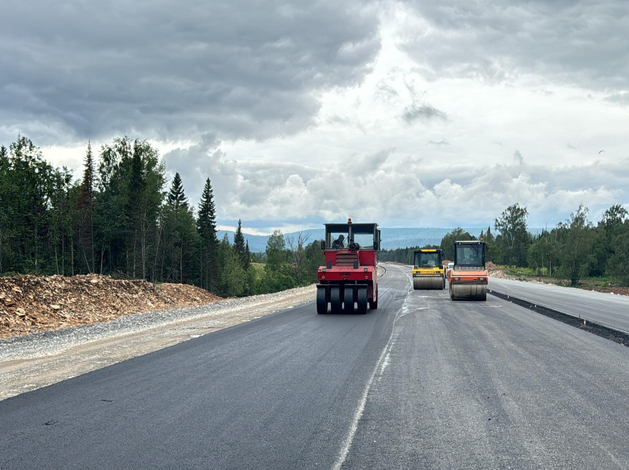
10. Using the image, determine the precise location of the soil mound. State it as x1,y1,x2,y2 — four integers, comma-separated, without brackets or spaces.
486,261,516,279
0,274,221,339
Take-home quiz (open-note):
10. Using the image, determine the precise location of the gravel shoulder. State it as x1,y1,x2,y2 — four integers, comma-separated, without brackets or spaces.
0,285,316,401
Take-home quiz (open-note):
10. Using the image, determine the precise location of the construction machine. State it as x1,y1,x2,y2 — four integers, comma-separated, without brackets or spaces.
412,248,445,289
317,220,381,314
448,240,488,301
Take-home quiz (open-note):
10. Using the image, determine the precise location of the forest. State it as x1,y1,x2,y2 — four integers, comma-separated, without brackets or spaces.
0,136,323,297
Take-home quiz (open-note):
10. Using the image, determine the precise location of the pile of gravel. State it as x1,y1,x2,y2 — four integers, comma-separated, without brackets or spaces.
0,285,315,362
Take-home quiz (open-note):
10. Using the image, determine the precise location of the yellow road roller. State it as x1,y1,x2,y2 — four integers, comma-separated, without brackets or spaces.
412,248,446,290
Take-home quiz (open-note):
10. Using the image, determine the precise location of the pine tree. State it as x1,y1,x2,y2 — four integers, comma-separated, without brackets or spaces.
197,178,219,292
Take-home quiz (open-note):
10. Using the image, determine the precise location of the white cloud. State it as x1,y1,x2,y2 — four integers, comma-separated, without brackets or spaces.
162,134,627,232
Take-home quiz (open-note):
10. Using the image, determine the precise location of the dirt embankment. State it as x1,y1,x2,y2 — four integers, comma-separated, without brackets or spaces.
0,274,221,340
486,261,517,280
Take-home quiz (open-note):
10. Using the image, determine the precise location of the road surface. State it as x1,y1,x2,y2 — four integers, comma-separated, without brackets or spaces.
489,277,629,333
2,264,629,469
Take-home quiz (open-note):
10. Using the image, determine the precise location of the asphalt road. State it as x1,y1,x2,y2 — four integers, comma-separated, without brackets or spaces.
2,265,629,469
489,277,629,333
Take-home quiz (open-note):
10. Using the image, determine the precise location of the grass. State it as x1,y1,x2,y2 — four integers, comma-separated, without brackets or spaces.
499,265,539,277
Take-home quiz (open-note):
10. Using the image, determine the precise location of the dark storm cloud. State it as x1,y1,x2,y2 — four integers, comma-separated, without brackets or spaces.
399,0,629,91
0,0,380,144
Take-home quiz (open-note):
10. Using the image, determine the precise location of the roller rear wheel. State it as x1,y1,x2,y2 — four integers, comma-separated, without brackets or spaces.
316,287,327,314
343,287,354,313
357,287,368,315
330,286,342,314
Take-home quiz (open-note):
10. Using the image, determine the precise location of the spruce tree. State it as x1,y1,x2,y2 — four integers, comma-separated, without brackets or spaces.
167,172,187,210
126,141,145,277
0,146,8,274
486,226,494,243
244,240,251,270
197,178,219,292
233,219,248,269
76,142,95,273
162,173,197,283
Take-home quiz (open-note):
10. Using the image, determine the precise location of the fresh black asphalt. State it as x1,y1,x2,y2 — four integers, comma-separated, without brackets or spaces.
489,277,629,333
2,265,629,469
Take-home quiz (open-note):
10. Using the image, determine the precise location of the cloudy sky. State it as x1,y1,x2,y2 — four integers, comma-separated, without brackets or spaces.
2,0,628,233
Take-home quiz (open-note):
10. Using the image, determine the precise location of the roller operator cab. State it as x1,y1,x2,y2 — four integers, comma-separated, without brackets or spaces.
317,220,381,314
448,240,488,301
412,248,446,290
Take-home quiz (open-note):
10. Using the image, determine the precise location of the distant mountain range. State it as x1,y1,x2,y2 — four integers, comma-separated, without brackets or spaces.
218,227,496,253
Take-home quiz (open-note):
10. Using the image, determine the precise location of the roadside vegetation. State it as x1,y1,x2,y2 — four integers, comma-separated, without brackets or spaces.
380,203,629,288
0,136,323,297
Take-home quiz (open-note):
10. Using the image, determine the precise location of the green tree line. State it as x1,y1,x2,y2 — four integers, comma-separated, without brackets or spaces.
378,245,440,265
378,203,629,287
488,203,629,286
0,136,324,296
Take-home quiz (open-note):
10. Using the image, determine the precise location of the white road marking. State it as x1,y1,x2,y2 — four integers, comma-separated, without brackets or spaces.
332,264,410,470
